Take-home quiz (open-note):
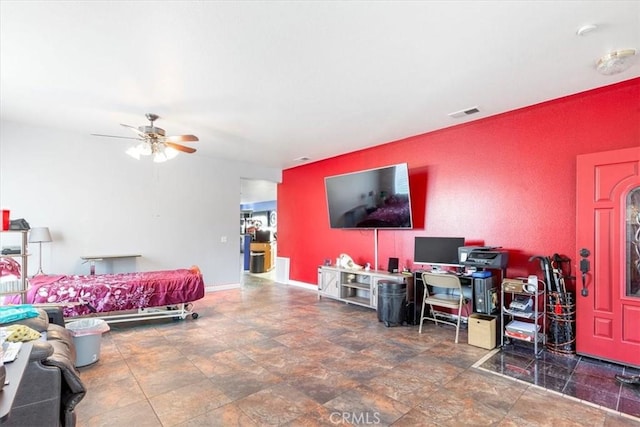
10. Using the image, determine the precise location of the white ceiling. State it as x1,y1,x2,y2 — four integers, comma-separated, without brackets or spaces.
1,1,639,191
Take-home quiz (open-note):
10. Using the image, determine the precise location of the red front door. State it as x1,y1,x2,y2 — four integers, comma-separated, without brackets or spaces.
576,146,640,367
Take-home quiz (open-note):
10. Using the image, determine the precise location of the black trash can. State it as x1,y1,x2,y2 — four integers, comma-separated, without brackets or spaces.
250,251,265,273
377,280,407,327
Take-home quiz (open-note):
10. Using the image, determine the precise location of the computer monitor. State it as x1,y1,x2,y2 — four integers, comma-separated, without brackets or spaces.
413,236,465,268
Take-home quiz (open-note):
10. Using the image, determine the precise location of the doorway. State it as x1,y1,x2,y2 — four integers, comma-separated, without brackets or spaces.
240,179,277,280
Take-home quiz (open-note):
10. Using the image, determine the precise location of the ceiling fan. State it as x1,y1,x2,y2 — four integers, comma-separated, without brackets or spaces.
92,113,199,162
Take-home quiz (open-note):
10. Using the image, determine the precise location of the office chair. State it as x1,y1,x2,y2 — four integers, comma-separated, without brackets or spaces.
419,272,468,343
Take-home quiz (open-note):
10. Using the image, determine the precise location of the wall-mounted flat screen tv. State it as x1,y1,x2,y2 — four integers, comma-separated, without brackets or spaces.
325,163,413,229
413,236,465,267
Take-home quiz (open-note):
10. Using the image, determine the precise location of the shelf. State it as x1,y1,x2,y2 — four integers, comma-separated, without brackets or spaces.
500,277,546,356
0,253,29,258
502,308,541,319
342,296,370,307
342,282,369,291
505,330,546,344
0,290,28,296
0,230,29,304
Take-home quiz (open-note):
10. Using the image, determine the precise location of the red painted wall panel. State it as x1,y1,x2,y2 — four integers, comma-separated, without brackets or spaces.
278,78,640,286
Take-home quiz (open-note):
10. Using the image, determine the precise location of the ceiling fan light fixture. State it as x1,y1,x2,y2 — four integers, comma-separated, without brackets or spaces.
163,145,179,160
126,142,152,160
153,151,168,163
596,49,637,75
93,113,198,162
126,147,140,160
126,145,142,160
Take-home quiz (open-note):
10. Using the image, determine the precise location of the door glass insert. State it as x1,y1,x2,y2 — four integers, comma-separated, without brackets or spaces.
627,186,640,297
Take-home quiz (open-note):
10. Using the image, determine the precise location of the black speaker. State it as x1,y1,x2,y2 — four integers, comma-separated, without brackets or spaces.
387,257,399,273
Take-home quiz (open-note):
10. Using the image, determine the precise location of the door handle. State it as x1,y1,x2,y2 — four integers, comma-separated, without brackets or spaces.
579,248,590,297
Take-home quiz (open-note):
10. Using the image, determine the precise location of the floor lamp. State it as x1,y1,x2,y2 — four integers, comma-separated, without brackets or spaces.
29,227,52,276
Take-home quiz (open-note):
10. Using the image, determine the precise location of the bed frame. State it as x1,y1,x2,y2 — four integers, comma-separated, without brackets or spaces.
12,267,205,325
35,301,199,324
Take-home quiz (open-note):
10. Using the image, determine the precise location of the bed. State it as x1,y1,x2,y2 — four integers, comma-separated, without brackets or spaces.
3,265,205,324
356,194,411,228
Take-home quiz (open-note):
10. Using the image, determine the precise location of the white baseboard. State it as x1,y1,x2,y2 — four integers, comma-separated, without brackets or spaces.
205,283,241,292
205,280,315,292
287,280,316,291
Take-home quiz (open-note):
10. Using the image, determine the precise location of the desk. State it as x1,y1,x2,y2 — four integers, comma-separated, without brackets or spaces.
0,342,32,423
80,254,141,275
411,271,502,325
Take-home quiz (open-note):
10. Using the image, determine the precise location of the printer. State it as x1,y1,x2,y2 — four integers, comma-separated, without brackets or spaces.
461,247,509,269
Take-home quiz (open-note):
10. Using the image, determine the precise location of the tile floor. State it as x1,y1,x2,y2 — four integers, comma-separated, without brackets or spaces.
477,341,640,420
75,273,640,426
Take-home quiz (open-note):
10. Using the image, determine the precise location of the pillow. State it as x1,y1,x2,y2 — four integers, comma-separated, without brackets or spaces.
0,305,40,324
0,258,21,278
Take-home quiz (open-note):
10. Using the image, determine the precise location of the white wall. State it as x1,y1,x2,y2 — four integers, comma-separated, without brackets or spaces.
0,121,281,286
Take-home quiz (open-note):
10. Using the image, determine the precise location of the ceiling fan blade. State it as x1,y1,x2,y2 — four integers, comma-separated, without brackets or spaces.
166,142,196,154
120,123,148,138
164,134,199,143
91,133,143,141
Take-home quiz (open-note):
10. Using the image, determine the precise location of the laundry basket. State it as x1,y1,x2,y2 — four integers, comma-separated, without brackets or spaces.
66,318,110,367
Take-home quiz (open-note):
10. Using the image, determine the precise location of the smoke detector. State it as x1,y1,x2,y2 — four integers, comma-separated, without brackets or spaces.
596,49,637,75
576,24,598,36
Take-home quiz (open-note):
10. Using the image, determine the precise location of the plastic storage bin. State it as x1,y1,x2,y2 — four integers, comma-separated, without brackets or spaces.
66,318,110,367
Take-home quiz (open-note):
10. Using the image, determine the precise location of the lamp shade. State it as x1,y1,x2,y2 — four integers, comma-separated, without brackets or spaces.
29,227,52,243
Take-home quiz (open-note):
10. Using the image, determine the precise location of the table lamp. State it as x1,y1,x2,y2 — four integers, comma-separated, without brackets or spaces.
29,227,52,275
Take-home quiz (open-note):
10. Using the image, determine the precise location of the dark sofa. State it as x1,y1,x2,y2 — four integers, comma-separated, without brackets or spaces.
3,308,86,427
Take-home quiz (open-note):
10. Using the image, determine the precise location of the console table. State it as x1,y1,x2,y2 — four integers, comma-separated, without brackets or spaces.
80,254,141,275
0,342,32,423
317,265,406,309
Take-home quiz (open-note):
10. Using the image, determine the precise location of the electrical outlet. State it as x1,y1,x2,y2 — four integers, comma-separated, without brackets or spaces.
220,236,227,243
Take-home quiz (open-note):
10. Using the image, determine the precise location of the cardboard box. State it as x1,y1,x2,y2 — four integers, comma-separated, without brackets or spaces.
468,314,496,349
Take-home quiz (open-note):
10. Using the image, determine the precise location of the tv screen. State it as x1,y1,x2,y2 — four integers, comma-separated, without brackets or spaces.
325,163,413,229
414,237,465,267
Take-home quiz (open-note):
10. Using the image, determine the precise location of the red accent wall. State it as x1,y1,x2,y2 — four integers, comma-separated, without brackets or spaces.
278,78,640,287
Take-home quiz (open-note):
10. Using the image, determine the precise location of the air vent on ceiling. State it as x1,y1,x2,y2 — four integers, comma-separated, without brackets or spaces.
448,106,480,119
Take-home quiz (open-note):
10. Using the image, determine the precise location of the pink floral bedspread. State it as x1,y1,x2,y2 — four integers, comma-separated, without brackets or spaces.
10,268,205,318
